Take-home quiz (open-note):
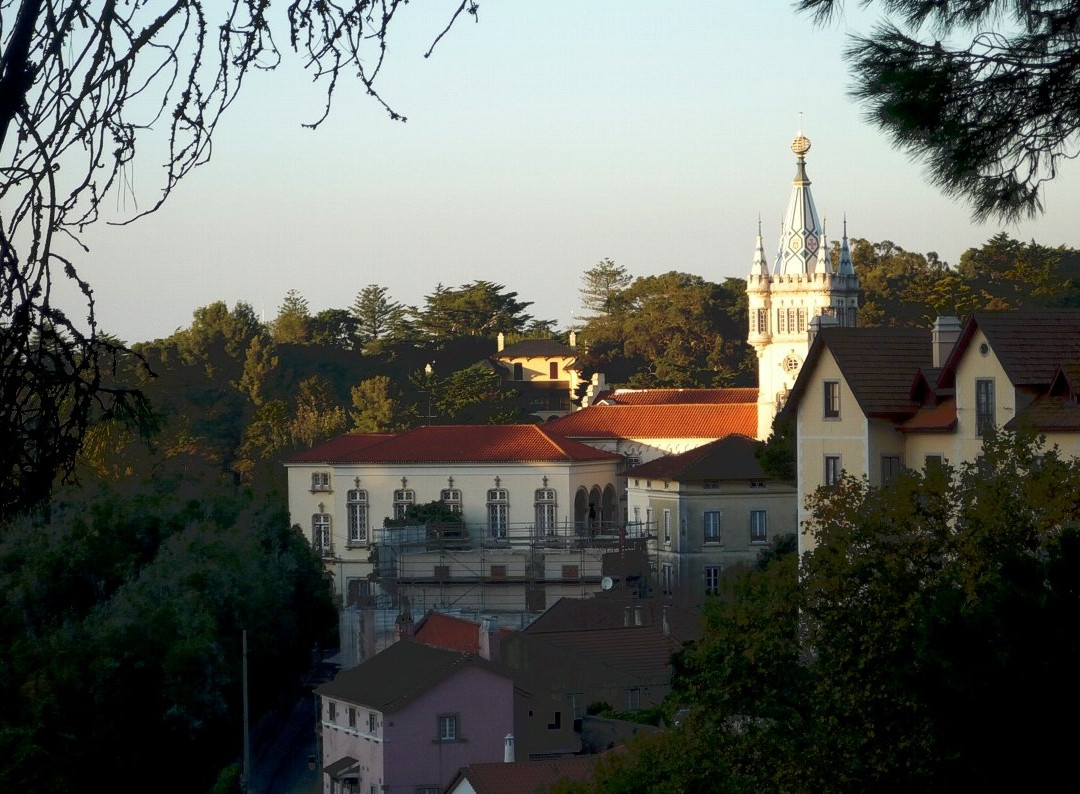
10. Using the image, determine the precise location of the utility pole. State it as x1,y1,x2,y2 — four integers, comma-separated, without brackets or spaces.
242,629,251,793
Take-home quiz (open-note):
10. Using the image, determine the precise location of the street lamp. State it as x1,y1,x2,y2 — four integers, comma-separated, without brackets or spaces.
424,363,434,423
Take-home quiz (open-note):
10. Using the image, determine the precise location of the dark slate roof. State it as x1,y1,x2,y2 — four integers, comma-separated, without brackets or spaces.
285,425,620,465
447,756,600,793
525,596,700,643
939,310,1080,389
594,387,758,405
785,327,933,421
495,339,576,358
622,434,771,482
315,639,507,713
517,626,679,687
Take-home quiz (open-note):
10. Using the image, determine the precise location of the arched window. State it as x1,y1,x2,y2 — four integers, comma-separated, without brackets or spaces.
393,489,415,521
312,513,331,556
346,490,368,543
535,488,557,535
487,489,509,538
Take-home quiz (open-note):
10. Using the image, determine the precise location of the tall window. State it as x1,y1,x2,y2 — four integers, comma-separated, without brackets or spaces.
438,714,459,742
346,489,368,543
797,307,807,333
757,308,768,334
393,489,414,520
549,361,559,379
663,509,672,544
881,455,902,485
704,565,720,596
824,380,840,419
824,455,842,486
440,488,462,515
488,489,509,538
703,511,721,544
368,712,377,735
513,362,524,380
535,488,557,534
312,513,331,555
661,563,674,595
311,471,331,491
778,307,787,334
750,510,767,543
976,378,995,435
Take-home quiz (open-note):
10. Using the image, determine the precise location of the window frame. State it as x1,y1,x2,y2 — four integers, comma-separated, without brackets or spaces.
534,488,557,534
975,378,995,436
750,509,767,544
312,513,332,555
311,471,331,491
823,380,841,419
704,565,721,596
663,509,672,544
437,713,460,743
881,455,902,486
346,489,368,544
440,488,463,515
824,454,842,486
703,510,721,544
392,488,415,521
487,488,509,538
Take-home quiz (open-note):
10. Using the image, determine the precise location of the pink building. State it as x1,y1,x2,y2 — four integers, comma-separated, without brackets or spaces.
316,640,514,794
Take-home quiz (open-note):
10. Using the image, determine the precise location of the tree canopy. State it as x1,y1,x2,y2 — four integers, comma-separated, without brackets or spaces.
584,430,1080,792
798,0,1080,221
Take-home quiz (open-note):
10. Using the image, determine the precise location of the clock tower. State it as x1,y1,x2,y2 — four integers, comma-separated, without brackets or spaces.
747,135,859,440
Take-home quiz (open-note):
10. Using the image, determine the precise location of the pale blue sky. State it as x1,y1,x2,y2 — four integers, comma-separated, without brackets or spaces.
69,2,1078,344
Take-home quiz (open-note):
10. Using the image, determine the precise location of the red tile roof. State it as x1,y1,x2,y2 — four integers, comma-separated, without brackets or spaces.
413,612,513,655
285,425,621,465
448,755,599,793
624,434,772,481
900,397,957,433
545,403,757,439
594,387,758,405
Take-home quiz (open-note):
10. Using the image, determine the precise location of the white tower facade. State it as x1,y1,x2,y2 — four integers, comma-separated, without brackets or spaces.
747,135,860,440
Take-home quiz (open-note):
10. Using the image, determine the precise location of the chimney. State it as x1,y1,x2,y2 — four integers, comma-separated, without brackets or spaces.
932,315,962,369
634,604,644,626
808,313,839,345
497,332,505,352
569,329,577,348
504,733,515,763
479,617,500,663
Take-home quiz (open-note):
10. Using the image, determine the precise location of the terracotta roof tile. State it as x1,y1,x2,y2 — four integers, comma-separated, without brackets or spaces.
545,403,757,439
285,425,620,465
315,640,507,713
900,397,957,433
449,756,599,793
594,387,758,405
624,434,770,481
413,612,513,654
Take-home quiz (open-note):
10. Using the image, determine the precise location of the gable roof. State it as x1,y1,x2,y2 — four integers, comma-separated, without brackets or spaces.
594,387,758,405
525,596,700,643
545,403,757,439
315,640,508,712
514,625,679,688
447,755,599,793
413,611,513,655
285,425,620,465
939,310,1080,389
623,434,773,481
785,327,933,421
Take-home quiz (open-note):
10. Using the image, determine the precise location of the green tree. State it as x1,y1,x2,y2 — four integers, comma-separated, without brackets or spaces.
350,375,412,433
234,335,279,407
0,0,474,522
352,284,409,348
273,289,311,345
290,376,347,448
579,257,632,318
309,308,361,349
798,0,1080,221
412,281,551,340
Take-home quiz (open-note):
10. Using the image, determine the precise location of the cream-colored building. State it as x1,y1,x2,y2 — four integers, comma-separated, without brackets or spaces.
746,135,860,440
625,434,797,605
489,332,585,420
784,310,1080,554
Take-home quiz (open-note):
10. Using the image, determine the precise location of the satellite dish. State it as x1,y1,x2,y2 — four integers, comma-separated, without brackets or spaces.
601,576,614,591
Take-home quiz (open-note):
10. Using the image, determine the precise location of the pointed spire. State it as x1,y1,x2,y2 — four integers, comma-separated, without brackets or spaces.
777,131,823,276
751,215,769,277
815,216,831,274
838,214,855,276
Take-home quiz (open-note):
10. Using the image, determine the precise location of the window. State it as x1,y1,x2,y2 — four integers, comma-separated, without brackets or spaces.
663,509,672,544
346,489,368,543
535,488,557,534
312,513,331,555
490,564,507,579
703,511,721,544
513,362,524,380
416,788,440,794
749,480,766,489
348,707,356,729
757,308,768,334
562,565,579,580
925,454,943,472
393,488,414,520
881,455,902,485
778,307,787,334
824,380,840,419
704,565,720,595
624,455,642,469
750,510,767,543
645,507,653,534
824,455,841,486
311,471,331,491
434,564,450,580
549,361,559,379
548,710,562,729
327,701,337,722
797,307,807,333
437,714,459,742
440,488,462,515
346,578,370,607
488,489,509,537
976,378,995,435
661,563,674,595
368,712,377,734
702,479,720,490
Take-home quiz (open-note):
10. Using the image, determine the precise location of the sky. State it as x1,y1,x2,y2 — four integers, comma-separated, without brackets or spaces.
67,2,1080,344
